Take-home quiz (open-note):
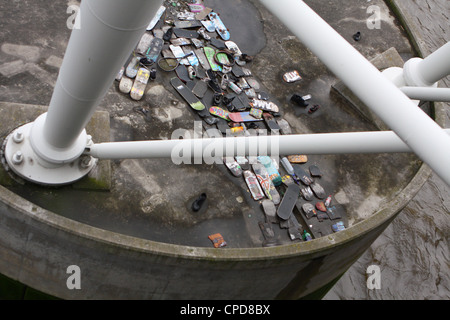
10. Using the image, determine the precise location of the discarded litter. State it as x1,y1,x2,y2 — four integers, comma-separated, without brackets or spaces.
283,70,302,83
208,233,227,248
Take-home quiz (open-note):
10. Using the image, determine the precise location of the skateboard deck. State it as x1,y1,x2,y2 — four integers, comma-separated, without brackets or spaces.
251,99,279,113
243,170,265,201
170,37,191,46
262,199,278,224
249,108,263,120
277,119,292,135
201,20,216,32
192,80,208,98
277,183,300,220
225,41,242,57
287,155,308,164
208,12,230,40
203,47,222,72
136,32,153,55
252,163,280,205
182,46,199,67
247,78,261,91
173,28,200,39
235,156,249,170
326,205,342,220
302,203,317,219
300,186,314,201
309,165,323,177
228,112,263,123
293,165,314,186
147,6,166,31
169,45,190,65
257,156,282,187
310,182,326,199
194,48,211,71
119,76,133,94
332,221,346,233
125,56,140,78
174,20,202,29
223,157,242,177
145,37,164,64
209,106,230,120
130,67,150,101
263,113,281,132
175,64,191,83
115,66,125,81
147,5,166,31
171,77,206,111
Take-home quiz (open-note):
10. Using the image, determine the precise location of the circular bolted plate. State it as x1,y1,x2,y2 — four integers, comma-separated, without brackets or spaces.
3,123,96,186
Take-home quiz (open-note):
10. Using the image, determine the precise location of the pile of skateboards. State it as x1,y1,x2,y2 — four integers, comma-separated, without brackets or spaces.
115,0,346,245
226,152,346,246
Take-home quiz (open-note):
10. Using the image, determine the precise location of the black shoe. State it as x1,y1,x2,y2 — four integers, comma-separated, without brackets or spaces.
192,193,207,212
291,94,308,107
353,31,361,41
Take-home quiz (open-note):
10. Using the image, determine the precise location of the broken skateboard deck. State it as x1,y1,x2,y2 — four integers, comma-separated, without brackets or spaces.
263,113,281,132
130,67,150,101
208,12,230,41
243,170,265,201
171,77,206,111
136,32,153,56
277,183,300,220
229,112,263,123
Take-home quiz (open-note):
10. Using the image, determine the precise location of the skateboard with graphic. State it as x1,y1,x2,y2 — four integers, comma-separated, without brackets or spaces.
251,99,279,113
130,67,150,101
203,46,222,72
229,112,263,123
277,183,300,220
293,164,314,186
252,163,280,205
209,106,230,121
225,41,242,57
243,170,265,201
171,77,206,111
145,37,164,65
208,12,230,41
147,5,166,31
182,46,199,67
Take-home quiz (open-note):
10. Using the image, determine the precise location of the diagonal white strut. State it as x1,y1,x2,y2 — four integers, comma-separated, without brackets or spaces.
258,0,450,186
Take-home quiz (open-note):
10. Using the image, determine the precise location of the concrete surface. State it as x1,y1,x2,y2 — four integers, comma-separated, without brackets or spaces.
0,0,439,299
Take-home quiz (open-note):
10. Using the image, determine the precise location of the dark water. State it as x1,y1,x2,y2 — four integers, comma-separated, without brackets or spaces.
325,0,450,300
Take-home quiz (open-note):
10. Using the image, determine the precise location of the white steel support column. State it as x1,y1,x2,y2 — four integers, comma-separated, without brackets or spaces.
404,42,450,87
400,87,450,102
4,0,164,185
85,130,450,160
259,0,450,186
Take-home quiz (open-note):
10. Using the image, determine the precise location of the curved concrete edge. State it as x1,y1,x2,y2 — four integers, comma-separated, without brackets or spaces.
0,1,441,299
